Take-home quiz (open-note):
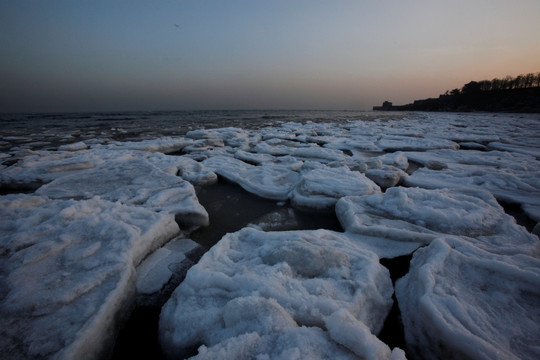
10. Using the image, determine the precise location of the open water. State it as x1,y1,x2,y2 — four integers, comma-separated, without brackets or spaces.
0,110,396,154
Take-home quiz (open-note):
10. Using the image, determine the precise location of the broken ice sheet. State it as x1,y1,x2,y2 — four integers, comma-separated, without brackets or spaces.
159,228,395,359
336,187,539,258
0,194,179,359
396,236,540,360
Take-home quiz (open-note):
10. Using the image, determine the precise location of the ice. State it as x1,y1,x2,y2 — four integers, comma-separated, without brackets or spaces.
203,156,301,201
0,146,210,227
247,208,300,231
377,135,459,151
375,151,409,171
396,236,540,360
336,187,539,258
159,228,393,358
186,127,251,148
289,146,347,163
291,166,380,210
0,194,179,360
233,149,275,165
403,163,540,208
36,157,209,228
58,141,88,151
365,166,405,188
1,146,183,186
107,137,194,153
325,309,407,360
2,111,540,359
136,238,199,295
174,156,218,186
489,141,540,159
0,149,104,186
191,327,360,360
405,149,535,170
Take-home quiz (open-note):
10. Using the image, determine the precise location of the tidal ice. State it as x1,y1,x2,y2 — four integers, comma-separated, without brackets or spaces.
1,112,539,359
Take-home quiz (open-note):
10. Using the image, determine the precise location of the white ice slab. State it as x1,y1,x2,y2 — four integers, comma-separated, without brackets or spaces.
159,228,393,358
36,158,209,228
185,127,251,149
106,137,193,153
396,236,540,360
203,156,301,201
173,156,218,186
365,166,405,188
377,135,459,151
336,187,539,258
58,141,88,151
403,165,540,209
0,194,179,360
291,166,380,210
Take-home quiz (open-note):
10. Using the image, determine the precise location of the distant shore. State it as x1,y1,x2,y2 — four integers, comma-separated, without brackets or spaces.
374,87,540,113
375,73,540,113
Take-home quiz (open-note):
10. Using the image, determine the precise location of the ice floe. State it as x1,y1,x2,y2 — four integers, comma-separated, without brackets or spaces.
203,156,301,201
291,166,380,210
336,187,539,258
106,137,194,153
35,157,208,228
159,228,395,359
396,236,540,360
0,194,179,360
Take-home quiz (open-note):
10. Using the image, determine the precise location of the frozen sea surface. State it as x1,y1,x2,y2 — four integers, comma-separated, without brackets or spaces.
1,110,539,360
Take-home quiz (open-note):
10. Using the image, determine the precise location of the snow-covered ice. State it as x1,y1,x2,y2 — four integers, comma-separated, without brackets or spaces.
36,156,209,228
291,166,380,210
0,194,179,360
1,111,540,359
159,228,395,359
396,236,540,360
203,155,301,201
336,187,539,258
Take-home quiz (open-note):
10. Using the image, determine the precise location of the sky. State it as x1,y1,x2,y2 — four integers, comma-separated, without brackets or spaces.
1,0,539,113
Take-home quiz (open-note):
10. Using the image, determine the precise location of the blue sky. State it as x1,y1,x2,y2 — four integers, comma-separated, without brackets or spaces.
1,0,539,112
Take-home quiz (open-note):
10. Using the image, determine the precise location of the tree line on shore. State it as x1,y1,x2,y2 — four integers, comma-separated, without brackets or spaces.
374,72,540,113
446,72,540,96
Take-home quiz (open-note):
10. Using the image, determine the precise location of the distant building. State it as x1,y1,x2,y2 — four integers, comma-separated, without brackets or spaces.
373,101,395,111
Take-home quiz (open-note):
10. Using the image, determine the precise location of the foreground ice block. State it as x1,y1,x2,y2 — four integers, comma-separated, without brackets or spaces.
0,194,179,360
396,236,540,360
159,228,394,359
336,187,539,258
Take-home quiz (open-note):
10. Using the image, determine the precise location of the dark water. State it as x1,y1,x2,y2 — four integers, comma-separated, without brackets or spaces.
0,110,389,154
191,179,343,250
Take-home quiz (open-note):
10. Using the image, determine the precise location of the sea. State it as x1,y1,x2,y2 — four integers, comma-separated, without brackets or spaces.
0,110,391,154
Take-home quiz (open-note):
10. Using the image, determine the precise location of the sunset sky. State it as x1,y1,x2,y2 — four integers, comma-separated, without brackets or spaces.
1,0,539,112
